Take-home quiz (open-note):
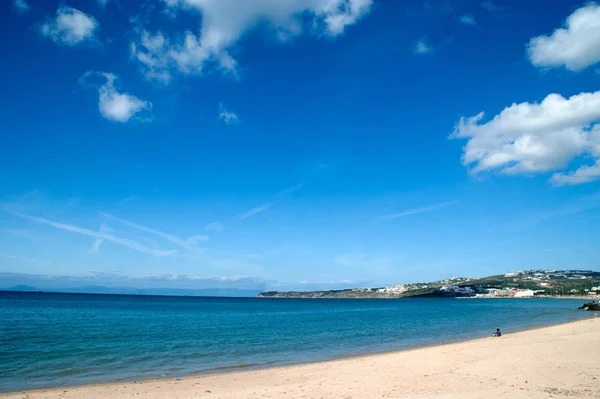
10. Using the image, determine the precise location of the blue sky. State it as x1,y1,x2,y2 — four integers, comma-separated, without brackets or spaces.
1,0,600,291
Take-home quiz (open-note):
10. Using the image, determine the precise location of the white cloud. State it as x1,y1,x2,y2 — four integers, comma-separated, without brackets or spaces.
120,195,136,205
13,0,31,14
80,71,152,123
90,223,115,253
323,0,373,35
277,183,305,197
4,210,175,257
98,77,150,122
450,90,600,185
237,183,304,220
527,3,600,72
129,31,173,85
204,222,224,232
459,15,476,25
552,161,600,186
131,0,372,82
238,204,273,220
90,239,103,253
100,223,114,234
219,103,239,125
41,6,99,46
415,37,432,54
186,235,210,244
100,213,206,253
481,1,500,11
378,201,458,221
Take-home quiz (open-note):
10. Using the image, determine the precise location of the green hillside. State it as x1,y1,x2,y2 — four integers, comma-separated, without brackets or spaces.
258,270,600,299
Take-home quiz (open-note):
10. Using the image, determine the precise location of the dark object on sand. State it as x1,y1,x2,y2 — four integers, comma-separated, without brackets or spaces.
578,302,600,311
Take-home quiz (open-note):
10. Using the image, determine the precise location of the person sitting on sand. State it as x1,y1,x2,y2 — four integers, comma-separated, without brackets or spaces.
494,328,501,337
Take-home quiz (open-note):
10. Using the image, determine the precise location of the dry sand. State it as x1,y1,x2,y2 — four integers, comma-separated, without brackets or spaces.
3,317,599,399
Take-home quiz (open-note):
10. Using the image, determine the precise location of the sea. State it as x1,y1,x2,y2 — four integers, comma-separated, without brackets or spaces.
0,291,592,393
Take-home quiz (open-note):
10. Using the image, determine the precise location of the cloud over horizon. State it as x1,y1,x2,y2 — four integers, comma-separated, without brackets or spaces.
0,271,372,293
0,271,270,292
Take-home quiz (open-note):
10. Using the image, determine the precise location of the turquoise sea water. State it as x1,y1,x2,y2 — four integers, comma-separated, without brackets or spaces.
0,292,591,392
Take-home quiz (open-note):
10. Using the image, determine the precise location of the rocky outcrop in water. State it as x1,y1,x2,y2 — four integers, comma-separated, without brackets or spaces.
578,302,600,311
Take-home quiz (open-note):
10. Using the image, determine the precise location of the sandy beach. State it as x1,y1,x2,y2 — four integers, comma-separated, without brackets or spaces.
3,317,599,399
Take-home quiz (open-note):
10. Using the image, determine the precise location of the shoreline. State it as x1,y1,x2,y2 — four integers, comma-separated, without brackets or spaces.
3,316,598,398
257,295,599,300
458,295,598,300
2,312,593,393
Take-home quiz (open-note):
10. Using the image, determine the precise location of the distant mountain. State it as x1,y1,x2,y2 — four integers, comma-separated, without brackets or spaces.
6,285,41,292
0,285,262,297
0,272,268,297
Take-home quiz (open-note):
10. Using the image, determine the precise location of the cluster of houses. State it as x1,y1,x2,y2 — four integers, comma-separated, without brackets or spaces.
375,285,410,294
375,276,470,295
438,285,541,298
506,269,597,282
475,288,541,298
569,287,600,295
440,285,600,298
502,269,600,297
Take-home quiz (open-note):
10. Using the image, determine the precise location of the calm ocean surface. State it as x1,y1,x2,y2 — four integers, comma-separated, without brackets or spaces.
0,292,591,392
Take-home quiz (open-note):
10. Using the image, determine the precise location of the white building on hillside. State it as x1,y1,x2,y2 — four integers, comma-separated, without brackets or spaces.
514,289,536,298
440,285,475,295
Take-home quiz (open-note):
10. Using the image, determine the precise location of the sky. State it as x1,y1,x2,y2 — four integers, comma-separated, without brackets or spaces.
1,0,600,292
